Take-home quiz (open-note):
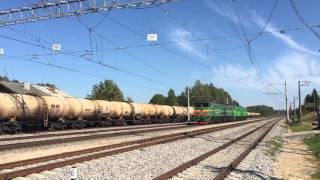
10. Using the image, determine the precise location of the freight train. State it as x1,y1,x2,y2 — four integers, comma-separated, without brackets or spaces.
190,102,250,124
0,92,193,133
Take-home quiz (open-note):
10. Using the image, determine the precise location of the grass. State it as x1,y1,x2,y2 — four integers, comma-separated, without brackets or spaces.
290,121,314,132
264,136,284,159
305,135,320,179
290,112,316,132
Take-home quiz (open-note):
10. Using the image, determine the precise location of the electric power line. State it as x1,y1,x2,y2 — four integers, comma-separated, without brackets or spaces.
107,16,211,69
4,24,320,59
157,6,233,65
290,0,320,41
1,54,165,92
75,15,182,87
0,31,172,87
214,0,282,95
249,0,278,42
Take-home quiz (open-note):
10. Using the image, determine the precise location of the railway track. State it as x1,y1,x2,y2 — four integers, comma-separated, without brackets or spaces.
0,122,185,142
154,118,279,180
0,124,190,151
0,118,270,180
0,118,265,152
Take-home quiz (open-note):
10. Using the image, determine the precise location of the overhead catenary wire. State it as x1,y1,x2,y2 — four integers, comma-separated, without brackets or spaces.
0,54,165,92
106,16,211,70
75,15,183,87
5,24,320,59
290,0,320,41
0,32,172,87
249,0,278,42
76,1,183,85
158,6,227,65
214,0,282,94
233,1,282,94
214,0,261,78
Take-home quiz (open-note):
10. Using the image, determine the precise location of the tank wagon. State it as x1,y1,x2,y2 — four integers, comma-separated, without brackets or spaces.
247,112,261,117
191,102,248,125
0,92,192,133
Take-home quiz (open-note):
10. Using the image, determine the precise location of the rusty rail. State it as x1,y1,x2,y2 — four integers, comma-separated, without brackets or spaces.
0,119,270,180
0,123,185,142
153,119,279,180
0,125,188,151
213,120,278,180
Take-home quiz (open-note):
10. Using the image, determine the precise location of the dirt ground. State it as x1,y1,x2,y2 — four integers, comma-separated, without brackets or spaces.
275,140,318,180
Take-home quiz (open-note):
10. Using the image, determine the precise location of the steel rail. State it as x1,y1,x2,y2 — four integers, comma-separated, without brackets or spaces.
0,125,188,151
213,120,279,179
0,119,264,151
0,123,184,142
153,119,279,180
0,119,270,180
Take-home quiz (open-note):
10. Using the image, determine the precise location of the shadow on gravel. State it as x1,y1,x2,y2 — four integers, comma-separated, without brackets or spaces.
204,165,282,180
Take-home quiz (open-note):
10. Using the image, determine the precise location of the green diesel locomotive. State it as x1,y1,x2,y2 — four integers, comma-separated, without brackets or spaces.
191,102,248,124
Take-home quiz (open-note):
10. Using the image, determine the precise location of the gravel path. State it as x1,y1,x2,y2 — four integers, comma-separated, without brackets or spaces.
11,120,270,180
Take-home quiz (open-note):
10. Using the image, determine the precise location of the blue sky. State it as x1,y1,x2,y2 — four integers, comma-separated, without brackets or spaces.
0,0,319,109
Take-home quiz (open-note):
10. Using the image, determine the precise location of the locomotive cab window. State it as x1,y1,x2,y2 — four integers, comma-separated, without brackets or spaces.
194,103,209,108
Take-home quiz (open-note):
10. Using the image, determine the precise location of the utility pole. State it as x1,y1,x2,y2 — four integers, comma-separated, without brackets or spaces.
298,80,311,122
314,94,316,117
285,81,288,123
298,81,301,121
293,97,296,120
187,88,190,123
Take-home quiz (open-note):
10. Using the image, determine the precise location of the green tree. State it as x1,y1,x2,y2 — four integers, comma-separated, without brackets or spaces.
166,88,178,106
177,90,188,106
149,94,166,105
0,75,9,82
126,97,134,103
37,83,56,89
149,80,239,107
311,89,319,104
89,80,124,101
0,75,19,83
247,105,274,117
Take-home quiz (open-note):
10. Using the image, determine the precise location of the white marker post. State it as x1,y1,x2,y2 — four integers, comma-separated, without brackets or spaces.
70,166,78,180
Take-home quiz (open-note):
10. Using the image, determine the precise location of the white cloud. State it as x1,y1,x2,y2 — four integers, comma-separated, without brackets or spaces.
169,28,207,60
251,14,317,55
212,52,320,93
268,52,320,85
212,63,261,89
206,0,250,27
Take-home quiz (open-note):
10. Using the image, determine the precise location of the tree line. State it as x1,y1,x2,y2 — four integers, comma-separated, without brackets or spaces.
150,80,239,106
303,88,319,112
88,79,240,106
247,105,274,116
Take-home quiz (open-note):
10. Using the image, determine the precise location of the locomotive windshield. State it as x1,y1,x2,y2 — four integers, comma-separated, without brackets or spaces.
194,102,209,107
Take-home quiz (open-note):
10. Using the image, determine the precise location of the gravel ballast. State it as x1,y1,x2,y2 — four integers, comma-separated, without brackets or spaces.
0,119,264,164
225,119,285,180
13,120,270,180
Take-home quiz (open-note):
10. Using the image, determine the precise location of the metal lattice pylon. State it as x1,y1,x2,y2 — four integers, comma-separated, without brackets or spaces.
0,0,177,27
